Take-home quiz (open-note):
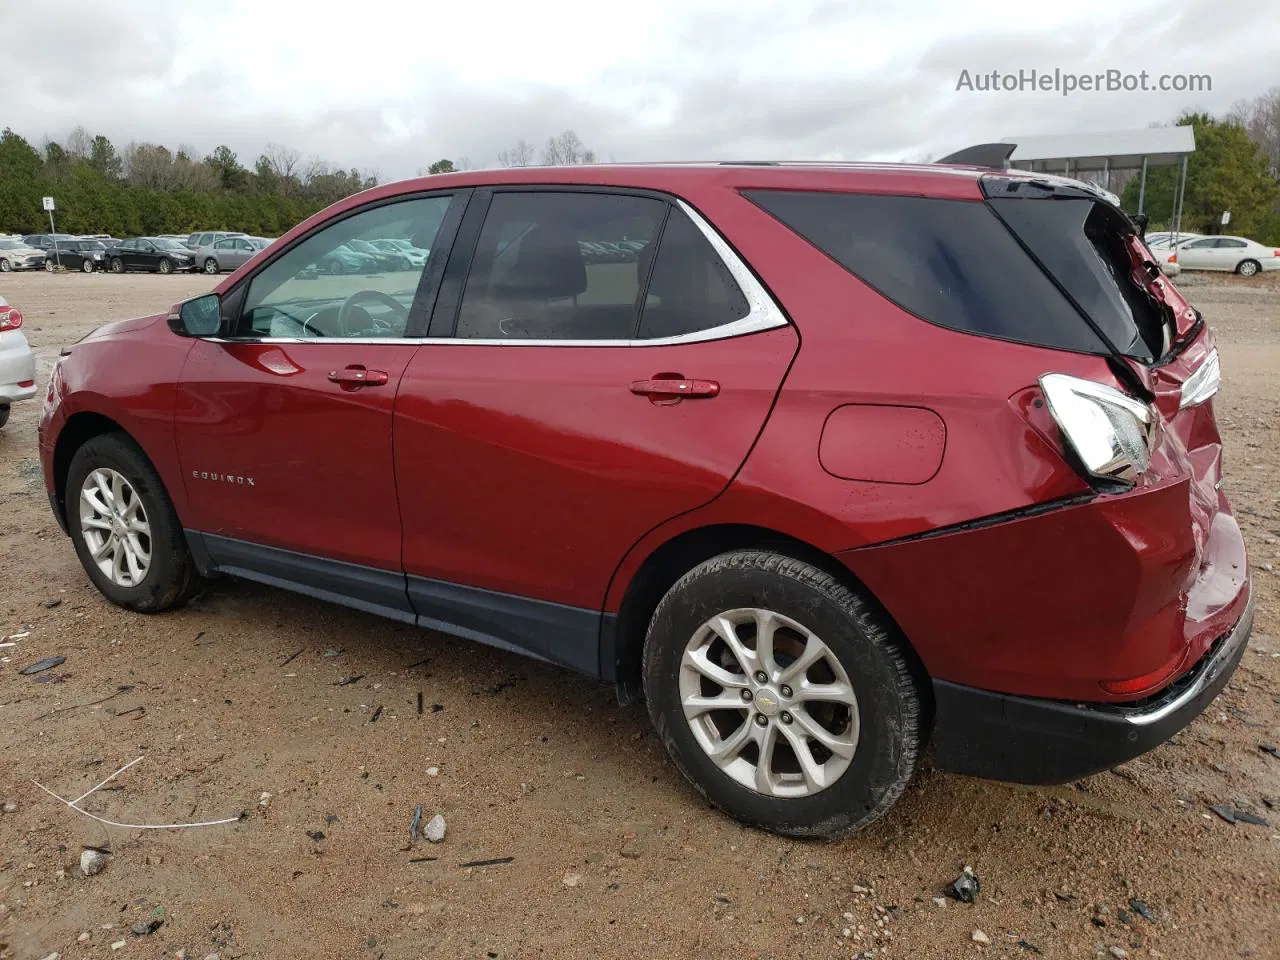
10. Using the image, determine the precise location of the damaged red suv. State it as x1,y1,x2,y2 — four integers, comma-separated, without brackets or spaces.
39,155,1252,837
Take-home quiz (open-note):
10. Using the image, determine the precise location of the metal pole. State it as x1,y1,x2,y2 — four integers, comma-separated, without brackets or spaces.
48,209,62,269
1172,154,1188,244
1137,157,1148,215
1103,157,1110,191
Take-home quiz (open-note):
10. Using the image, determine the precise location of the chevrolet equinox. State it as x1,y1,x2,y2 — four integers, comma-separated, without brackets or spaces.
39,159,1253,838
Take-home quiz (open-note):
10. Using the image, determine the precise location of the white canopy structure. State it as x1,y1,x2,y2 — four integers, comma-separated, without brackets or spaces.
1000,127,1195,226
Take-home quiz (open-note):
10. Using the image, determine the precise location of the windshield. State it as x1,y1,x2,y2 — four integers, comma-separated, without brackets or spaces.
154,238,188,251
348,239,376,253
0,239,25,250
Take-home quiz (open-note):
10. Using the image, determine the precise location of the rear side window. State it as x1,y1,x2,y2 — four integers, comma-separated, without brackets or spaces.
744,190,1108,356
637,208,750,339
988,198,1163,361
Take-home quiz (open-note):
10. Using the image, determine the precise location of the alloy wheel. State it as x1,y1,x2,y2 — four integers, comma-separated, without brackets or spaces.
679,607,859,798
79,467,152,587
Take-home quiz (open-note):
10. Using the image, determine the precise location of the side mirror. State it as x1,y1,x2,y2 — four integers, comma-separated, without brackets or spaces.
169,293,223,338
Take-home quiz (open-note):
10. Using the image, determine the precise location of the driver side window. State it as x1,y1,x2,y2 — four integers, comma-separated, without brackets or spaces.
236,195,452,340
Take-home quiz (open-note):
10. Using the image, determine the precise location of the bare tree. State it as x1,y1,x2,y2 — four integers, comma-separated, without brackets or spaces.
65,125,93,159
263,142,302,180
497,138,536,167
456,155,474,171
1229,87,1280,176
542,130,585,165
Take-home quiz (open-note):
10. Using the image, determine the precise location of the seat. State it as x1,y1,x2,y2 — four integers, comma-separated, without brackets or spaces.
459,225,589,338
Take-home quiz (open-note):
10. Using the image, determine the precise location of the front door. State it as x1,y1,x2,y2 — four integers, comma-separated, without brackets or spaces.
394,189,798,671
173,192,464,611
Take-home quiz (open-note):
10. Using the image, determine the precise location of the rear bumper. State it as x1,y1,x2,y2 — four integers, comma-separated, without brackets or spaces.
930,587,1253,783
0,330,37,403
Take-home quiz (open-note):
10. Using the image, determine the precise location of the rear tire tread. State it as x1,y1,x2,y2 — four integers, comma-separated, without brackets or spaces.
642,549,924,840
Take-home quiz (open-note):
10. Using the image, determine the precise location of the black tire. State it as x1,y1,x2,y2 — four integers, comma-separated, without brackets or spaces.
204,258,219,275
81,258,95,273
66,433,202,613
110,258,124,274
642,550,925,839
0,404,9,429
0,258,11,272
1237,259,1261,277
45,259,56,273
158,258,173,275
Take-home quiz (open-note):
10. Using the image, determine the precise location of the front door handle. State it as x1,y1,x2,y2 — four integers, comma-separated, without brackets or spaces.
630,378,720,399
328,365,389,386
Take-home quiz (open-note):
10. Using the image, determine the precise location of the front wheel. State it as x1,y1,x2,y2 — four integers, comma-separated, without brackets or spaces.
110,258,124,274
157,258,173,275
81,258,95,273
643,550,925,839
66,433,202,612
0,258,11,272
203,258,219,275
0,404,9,429
1237,259,1261,277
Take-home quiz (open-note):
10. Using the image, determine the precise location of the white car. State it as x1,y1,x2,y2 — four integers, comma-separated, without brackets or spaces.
0,237,47,272
0,296,37,429
1146,232,1201,250
1173,235,1280,276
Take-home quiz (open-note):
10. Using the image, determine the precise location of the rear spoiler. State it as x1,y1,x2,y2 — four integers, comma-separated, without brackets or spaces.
935,143,1016,169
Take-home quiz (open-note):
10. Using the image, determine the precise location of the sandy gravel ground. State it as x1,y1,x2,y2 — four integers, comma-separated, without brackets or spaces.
1,270,1277,960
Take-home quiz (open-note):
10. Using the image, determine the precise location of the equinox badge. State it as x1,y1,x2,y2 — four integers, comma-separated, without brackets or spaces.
192,471,255,486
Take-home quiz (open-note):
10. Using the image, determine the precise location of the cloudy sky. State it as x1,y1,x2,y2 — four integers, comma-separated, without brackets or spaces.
6,0,1277,180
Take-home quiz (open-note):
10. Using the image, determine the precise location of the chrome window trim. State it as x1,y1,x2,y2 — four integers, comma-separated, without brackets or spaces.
198,199,789,349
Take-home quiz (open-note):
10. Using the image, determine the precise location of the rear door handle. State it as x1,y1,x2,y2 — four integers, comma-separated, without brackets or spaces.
630,378,720,399
328,365,389,386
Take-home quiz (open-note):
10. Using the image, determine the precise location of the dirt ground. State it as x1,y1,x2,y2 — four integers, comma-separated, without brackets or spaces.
1,270,1277,960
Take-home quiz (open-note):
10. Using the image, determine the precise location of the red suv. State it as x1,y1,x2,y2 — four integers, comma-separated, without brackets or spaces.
39,160,1252,837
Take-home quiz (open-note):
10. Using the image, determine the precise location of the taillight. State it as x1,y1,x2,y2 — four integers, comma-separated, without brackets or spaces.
1273,249,1280,258
1100,648,1187,697
1038,374,1156,486
1167,254,1177,264
0,307,23,331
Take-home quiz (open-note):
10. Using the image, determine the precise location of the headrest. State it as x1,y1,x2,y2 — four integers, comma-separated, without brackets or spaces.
495,226,587,299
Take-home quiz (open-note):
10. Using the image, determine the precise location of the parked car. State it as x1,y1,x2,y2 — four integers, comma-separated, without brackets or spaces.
106,237,198,274
0,237,47,272
45,239,109,273
38,161,1252,839
346,238,410,271
186,230,248,251
369,238,427,267
1146,232,1201,250
0,296,36,430
22,233,80,253
196,236,271,274
1170,235,1280,276
312,244,380,275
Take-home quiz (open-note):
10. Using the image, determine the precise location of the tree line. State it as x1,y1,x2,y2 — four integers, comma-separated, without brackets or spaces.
0,127,379,236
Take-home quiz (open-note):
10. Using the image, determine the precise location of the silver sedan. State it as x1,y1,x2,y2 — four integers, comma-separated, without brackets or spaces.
197,236,271,274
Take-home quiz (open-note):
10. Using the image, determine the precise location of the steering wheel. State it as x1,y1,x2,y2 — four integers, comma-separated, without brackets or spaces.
337,289,409,336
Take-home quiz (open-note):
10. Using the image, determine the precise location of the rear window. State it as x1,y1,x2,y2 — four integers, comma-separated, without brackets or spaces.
987,197,1163,361
744,190,1108,356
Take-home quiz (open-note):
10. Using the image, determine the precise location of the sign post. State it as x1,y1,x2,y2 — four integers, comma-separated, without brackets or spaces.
1221,211,1231,227
42,197,61,269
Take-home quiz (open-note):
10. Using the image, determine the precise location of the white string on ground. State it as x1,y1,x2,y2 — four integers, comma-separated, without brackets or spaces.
32,755,243,830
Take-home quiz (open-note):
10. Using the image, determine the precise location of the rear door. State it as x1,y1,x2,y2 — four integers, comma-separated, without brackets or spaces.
393,188,798,671
174,191,466,609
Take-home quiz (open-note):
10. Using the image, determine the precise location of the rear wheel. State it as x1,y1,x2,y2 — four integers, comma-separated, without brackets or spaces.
1237,259,1261,277
158,258,173,275
642,550,925,839
81,258,95,274
66,433,202,612
45,259,56,273
0,404,9,429
110,258,124,274
0,258,11,272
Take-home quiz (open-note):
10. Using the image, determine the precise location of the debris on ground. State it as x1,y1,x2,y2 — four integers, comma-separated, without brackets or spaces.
20,656,66,675
424,813,446,843
258,792,272,808
307,830,325,842
562,872,582,887
336,674,364,686
322,649,342,658
1017,940,1043,954
42,597,62,608
1108,947,1128,959
409,804,423,842
130,906,164,936
948,865,981,903
971,929,991,945
1209,803,1237,824
459,856,514,868
1209,803,1271,826
80,849,106,876
1259,743,1279,758
1129,899,1156,921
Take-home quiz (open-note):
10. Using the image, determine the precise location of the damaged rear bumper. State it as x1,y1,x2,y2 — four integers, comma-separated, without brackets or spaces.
929,587,1253,784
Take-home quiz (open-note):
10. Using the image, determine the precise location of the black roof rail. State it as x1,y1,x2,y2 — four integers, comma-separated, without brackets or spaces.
935,143,1016,169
